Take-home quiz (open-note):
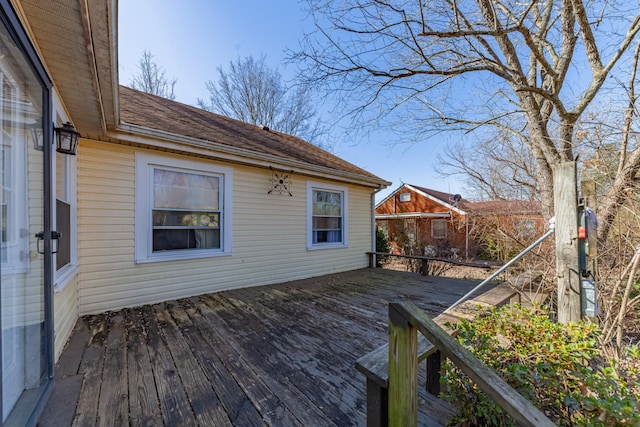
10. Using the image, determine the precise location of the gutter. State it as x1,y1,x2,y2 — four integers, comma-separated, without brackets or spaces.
375,212,451,220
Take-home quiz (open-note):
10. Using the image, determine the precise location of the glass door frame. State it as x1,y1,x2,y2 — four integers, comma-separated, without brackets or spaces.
0,1,54,425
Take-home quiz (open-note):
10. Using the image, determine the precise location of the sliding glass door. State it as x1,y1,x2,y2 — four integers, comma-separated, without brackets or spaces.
0,2,53,426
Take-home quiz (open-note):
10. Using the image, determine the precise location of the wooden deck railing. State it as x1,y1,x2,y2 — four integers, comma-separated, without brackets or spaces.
356,284,554,427
384,301,555,427
366,251,494,276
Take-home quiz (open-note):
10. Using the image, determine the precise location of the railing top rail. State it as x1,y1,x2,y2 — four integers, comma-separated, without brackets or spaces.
356,283,517,387
366,251,496,268
391,300,556,427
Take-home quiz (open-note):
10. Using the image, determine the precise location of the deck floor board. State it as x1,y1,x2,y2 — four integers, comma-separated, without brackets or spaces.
40,268,484,426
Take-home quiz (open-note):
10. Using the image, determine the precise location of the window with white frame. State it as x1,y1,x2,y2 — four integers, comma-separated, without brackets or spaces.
0,119,28,272
307,181,348,249
135,153,232,263
55,151,77,284
431,219,447,239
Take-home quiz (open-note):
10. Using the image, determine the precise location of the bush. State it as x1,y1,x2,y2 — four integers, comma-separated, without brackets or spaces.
440,305,640,426
375,228,390,267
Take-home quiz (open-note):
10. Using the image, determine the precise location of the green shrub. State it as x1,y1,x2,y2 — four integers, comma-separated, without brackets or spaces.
440,305,640,426
375,228,390,266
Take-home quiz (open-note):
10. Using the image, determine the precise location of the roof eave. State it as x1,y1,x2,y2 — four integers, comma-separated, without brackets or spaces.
376,212,451,220
110,123,391,189
405,184,466,215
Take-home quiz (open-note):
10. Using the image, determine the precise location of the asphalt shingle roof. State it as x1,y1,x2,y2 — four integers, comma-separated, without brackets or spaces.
119,86,386,185
462,200,542,215
407,184,541,214
410,184,465,205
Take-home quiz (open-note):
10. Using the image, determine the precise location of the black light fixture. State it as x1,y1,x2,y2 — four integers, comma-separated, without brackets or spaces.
54,122,80,155
30,121,44,151
30,121,80,155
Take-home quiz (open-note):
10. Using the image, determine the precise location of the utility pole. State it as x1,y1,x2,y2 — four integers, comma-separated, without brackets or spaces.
553,162,581,323
581,180,598,280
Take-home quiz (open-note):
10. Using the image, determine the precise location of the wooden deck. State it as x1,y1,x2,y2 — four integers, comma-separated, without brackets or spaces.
39,268,485,426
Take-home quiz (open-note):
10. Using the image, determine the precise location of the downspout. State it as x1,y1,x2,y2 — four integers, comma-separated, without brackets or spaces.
372,186,382,266
372,191,376,258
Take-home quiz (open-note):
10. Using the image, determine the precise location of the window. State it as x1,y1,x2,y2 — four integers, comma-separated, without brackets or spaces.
135,153,232,263
514,218,535,239
307,181,348,249
56,199,70,269
0,70,29,273
431,219,447,239
399,192,411,202
54,150,77,289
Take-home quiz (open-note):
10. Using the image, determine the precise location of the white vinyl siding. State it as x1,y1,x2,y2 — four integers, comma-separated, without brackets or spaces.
78,140,374,315
53,275,78,360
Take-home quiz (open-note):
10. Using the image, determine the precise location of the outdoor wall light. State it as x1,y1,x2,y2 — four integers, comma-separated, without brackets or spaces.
30,121,44,151
54,122,80,155
31,121,80,155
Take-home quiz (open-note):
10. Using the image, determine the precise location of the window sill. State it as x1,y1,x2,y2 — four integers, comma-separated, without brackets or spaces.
135,249,232,264
307,243,348,251
54,264,78,293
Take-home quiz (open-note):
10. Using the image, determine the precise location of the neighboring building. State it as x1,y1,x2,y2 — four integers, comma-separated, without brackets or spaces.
375,183,543,259
376,184,468,258
0,1,389,424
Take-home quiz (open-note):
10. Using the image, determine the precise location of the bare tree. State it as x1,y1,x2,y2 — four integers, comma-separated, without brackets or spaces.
198,55,328,148
292,1,640,223
591,41,640,242
129,50,177,100
437,130,539,201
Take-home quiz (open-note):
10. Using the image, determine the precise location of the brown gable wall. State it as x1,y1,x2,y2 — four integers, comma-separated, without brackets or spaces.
376,185,469,257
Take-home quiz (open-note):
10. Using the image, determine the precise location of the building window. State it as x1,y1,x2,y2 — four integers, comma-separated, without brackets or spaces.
307,181,348,249
135,153,232,263
0,71,29,272
56,199,70,269
514,218,535,239
431,219,447,239
399,192,411,202
54,150,77,289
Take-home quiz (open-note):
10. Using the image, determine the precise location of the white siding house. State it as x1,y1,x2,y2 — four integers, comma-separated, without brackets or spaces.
0,1,389,424
77,140,382,315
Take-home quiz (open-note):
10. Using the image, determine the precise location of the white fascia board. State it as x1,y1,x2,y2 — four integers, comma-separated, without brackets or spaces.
404,184,467,215
110,123,391,190
375,212,451,220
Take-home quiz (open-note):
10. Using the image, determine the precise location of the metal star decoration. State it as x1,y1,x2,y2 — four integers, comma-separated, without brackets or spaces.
268,167,293,196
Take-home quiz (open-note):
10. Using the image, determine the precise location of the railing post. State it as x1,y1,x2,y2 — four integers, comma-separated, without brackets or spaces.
366,378,388,427
369,252,375,268
421,259,429,276
388,303,418,427
425,350,442,395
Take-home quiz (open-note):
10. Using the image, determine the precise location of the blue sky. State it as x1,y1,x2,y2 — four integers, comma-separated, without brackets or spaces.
117,0,466,201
